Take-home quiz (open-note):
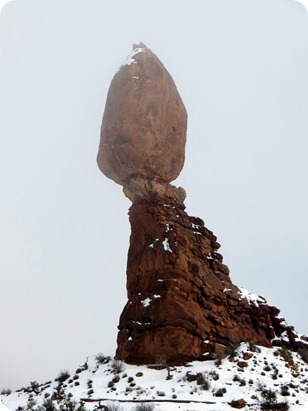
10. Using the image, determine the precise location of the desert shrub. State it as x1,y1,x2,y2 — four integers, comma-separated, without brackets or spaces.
227,342,240,357
298,346,308,363
233,374,241,382
36,395,86,411
95,353,110,366
260,388,278,409
112,375,120,383
280,385,290,396
26,397,37,410
196,373,210,390
213,387,226,397
262,388,277,402
275,347,294,366
30,381,40,394
36,398,57,411
60,397,86,411
215,357,222,366
1,388,12,395
103,403,123,411
111,360,125,374
134,404,155,411
260,400,289,411
55,370,70,384
249,342,260,352
209,370,219,381
256,382,265,392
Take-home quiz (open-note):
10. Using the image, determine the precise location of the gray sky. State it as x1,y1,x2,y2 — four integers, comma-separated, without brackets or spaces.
0,0,307,391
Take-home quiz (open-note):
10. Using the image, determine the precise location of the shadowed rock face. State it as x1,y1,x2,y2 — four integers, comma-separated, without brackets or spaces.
98,44,307,364
97,43,187,187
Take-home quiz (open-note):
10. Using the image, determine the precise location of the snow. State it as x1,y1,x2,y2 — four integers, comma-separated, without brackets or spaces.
141,298,151,307
162,238,172,253
2,343,308,411
149,239,159,248
141,295,161,307
238,287,266,307
162,224,173,252
117,47,145,71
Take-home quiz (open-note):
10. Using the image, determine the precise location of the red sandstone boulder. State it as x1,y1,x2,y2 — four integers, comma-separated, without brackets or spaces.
228,399,247,409
97,43,187,187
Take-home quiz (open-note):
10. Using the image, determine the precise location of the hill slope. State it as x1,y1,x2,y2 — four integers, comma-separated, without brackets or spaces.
2,343,308,411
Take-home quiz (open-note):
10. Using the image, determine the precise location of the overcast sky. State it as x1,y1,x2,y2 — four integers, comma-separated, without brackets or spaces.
0,0,307,391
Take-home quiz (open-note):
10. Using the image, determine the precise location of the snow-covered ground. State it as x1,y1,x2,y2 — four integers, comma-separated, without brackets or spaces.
1,343,308,410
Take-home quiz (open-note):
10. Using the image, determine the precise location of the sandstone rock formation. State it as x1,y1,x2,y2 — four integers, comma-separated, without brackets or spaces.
115,193,307,363
97,42,187,187
98,44,308,364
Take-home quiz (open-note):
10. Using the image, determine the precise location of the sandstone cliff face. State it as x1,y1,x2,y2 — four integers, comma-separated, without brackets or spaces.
115,191,307,363
98,44,307,365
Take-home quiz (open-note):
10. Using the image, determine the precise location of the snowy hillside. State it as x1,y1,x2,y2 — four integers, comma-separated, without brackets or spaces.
1,343,308,411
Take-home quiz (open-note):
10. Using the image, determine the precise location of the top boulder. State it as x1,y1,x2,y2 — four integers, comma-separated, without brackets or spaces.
97,43,187,187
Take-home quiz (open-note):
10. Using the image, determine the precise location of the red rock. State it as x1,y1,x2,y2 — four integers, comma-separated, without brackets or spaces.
98,43,308,365
237,361,249,368
228,399,247,409
115,195,297,364
97,43,187,188
185,372,203,382
243,352,254,360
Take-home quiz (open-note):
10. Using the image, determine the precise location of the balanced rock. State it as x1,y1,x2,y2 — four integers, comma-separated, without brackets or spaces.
97,43,187,187
98,44,308,365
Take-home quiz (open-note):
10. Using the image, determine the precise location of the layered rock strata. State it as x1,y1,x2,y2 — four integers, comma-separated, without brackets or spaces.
98,44,307,364
115,187,307,363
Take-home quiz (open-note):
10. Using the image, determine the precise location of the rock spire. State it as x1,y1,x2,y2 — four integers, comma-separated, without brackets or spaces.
98,44,307,364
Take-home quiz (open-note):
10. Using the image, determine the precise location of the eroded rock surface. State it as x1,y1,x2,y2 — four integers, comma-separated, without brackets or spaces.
115,193,307,363
97,43,187,186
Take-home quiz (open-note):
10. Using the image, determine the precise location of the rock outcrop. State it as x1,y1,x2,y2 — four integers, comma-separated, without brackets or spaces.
115,192,307,363
98,44,308,364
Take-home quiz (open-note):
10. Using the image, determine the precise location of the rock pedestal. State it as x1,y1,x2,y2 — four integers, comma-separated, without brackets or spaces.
115,190,303,363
